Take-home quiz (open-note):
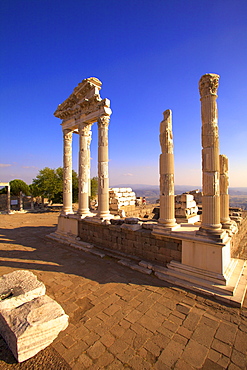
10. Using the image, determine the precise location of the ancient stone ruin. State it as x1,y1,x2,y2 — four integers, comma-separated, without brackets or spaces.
0,182,11,214
109,187,136,214
0,270,68,362
50,74,247,307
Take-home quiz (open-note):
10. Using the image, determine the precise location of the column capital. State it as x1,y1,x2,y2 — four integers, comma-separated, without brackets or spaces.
63,128,73,137
78,122,92,136
199,73,220,99
97,115,110,129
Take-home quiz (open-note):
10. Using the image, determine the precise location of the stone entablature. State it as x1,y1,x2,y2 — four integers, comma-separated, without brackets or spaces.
54,77,111,128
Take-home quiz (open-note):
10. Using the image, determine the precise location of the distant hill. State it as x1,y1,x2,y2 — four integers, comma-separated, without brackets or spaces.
110,184,247,205
228,187,247,195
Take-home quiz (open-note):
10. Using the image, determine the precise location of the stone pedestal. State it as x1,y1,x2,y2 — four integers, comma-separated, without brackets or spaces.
56,214,79,238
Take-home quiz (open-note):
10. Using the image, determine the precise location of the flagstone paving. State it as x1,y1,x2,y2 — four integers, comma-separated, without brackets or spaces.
0,212,246,369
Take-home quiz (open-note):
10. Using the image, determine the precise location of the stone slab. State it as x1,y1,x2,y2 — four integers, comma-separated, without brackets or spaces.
0,295,68,362
0,270,46,310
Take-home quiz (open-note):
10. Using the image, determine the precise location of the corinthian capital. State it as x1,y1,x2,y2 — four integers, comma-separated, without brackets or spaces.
78,122,91,136
97,116,110,129
199,73,220,98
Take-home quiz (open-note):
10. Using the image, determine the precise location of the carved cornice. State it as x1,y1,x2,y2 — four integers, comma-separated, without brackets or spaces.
199,73,220,98
54,77,110,121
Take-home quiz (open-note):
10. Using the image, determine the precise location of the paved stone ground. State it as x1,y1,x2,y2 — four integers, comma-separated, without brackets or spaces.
0,212,247,369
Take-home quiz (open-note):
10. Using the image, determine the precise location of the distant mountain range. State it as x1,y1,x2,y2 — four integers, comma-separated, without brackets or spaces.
110,184,247,204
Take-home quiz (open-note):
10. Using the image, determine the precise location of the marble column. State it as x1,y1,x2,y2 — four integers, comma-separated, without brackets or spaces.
97,116,110,218
198,73,223,237
7,185,11,214
77,123,92,216
87,130,92,200
62,129,73,215
220,154,232,229
158,110,178,229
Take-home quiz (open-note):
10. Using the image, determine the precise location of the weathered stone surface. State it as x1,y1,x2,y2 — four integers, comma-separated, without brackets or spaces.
0,295,68,362
0,270,46,310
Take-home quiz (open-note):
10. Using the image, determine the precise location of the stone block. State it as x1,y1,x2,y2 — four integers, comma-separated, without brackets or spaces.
0,295,68,362
0,270,46,310
181,194,194,202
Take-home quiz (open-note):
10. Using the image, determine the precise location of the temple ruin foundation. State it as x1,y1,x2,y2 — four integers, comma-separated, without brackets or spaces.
50,74,247,307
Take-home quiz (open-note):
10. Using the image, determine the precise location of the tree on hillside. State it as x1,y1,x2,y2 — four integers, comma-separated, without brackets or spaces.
32,167,62,203
10,179,30,211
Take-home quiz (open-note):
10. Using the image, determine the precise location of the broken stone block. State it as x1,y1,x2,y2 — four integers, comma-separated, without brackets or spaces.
0,295,68,362
0,270,46,310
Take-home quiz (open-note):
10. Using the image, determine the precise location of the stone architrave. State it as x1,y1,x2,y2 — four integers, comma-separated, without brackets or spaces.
197,73,227,241
97,116,111,219
219,154,233,229
77,122,92,216
62,129,73,215
158,109,178,229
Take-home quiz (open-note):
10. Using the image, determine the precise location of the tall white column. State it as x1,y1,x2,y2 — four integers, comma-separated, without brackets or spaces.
198,73,224,238
77,123,92,216
158,110,178,229
7,185,11,214
87,130,92,200
97,116,110,218
220,154,232,229
62,129,73,215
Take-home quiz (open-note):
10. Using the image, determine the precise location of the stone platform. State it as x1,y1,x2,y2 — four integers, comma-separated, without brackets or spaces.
0,212,247,369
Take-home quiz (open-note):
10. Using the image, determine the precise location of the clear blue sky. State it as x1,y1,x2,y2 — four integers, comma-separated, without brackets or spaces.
1,0,246,187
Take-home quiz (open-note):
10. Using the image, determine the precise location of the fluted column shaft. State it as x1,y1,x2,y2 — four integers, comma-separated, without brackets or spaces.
199,73,222,233
97,116,110,218
77,123,92,216
62,129,73,214
158,110,177,227
220,154,231,227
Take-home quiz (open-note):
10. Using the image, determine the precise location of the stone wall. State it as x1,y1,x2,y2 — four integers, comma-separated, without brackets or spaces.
231,211,247,258
0,194,32,211
78,220,182,266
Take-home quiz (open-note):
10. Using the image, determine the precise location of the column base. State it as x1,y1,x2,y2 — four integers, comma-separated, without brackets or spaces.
155,258,247,307
77,211,95,219
196,226,228,243
221,220,238,236
152,223,181,236
96,213,114,221
61,210,74,216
